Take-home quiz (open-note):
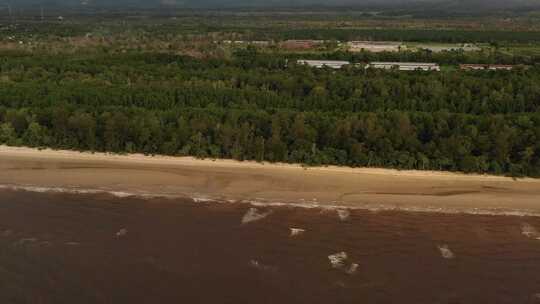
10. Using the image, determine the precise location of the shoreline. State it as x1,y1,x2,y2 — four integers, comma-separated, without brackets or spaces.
0,184,538,217
0,145,533,182
1,145,540,215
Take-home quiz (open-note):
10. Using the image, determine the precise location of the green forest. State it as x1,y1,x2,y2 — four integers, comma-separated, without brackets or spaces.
0,46,539,177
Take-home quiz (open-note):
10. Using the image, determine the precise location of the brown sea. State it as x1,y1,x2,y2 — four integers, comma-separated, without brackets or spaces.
1,189,540,304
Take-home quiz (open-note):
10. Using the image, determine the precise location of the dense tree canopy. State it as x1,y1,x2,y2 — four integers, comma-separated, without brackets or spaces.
0,49,539,176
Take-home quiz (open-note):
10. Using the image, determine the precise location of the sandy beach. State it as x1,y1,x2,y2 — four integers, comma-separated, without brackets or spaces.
1,145,540,214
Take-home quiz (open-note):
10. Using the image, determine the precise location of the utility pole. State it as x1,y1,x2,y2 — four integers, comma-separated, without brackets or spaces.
40,5,44,23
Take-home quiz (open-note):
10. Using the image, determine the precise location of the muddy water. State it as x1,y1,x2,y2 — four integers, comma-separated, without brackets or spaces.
1,189,540,304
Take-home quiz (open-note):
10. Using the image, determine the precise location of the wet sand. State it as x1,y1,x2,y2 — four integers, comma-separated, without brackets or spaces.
1,190,540,304
1,146,540,214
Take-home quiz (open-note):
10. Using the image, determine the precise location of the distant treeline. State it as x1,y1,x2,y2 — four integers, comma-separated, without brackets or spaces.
249,28,540,44
4,20,540,45
0,50,539,176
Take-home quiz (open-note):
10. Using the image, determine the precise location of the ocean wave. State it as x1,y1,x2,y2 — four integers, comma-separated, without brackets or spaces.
1,183,540,218
328,252,348,269
249,259,276,272
345,263,359,275
0,184,180,199
289,228,306,237
328,252,359,274
241,207,272,224
337,209,351,221
115,228,128,238
438,245,455,259
193,197,220,203
521,223,540,239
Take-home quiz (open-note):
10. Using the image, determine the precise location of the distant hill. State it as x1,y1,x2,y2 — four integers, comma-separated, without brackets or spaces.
4,0,540,11
412,0,540,10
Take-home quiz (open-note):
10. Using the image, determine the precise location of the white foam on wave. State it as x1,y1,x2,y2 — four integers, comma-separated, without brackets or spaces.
108,191,134,198
337,209,351,221
289,228,306,237
241,208,272,224
345,263,359,275
328,251,359,274
193,197,218,203
521,223,540,239
241,198,540,217
247,199,325,209
328,252,348,268
0,184,137,198
0,184,186,200
438,245,455,259
115,228,128,237
249,259,275,272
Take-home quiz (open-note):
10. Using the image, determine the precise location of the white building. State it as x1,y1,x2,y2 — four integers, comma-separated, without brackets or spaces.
297,60,351,69
366,62,440,71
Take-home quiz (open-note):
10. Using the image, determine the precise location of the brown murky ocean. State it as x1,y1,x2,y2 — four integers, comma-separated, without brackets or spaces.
1,189,540,304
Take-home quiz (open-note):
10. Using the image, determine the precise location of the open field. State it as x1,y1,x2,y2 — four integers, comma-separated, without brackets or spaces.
1,10,540,54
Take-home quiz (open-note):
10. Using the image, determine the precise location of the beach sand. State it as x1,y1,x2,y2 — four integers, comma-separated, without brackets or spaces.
1,145,539,214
